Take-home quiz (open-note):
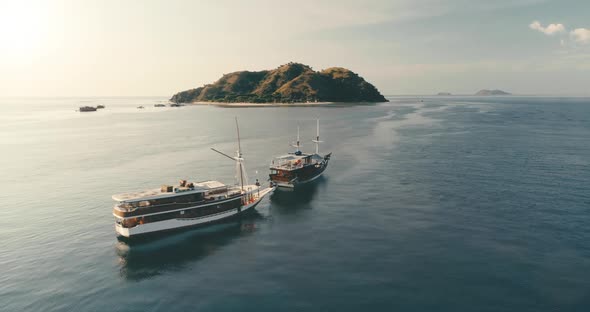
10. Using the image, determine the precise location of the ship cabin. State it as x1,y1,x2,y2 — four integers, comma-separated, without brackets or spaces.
112,180,249,229
269,153,323,172
112,180,242,218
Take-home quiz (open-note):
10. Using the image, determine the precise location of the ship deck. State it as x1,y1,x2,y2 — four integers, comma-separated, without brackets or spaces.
112,180,227,202
269,153,323,171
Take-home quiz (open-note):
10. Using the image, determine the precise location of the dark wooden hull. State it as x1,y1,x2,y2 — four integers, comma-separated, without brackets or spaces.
269,153,331,188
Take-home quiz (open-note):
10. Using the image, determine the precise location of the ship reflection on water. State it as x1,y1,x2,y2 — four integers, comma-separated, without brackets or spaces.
115,211,263,281
115,178,327,281
269,176,327,212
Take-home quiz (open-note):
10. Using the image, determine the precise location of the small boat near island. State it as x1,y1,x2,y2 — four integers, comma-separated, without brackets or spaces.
154,104,166,107
269,120,331,189
79,106,97,112
111,118,275,238
96,105,105,109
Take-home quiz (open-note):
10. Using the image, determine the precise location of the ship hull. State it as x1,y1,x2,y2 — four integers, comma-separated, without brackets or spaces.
273,166,326,188
115,187,274,238
270,153,331,189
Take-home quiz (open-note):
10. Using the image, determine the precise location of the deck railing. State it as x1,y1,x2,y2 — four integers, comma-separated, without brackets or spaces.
270,159,305,170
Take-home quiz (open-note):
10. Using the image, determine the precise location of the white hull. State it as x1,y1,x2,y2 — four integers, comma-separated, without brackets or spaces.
115,186,274,238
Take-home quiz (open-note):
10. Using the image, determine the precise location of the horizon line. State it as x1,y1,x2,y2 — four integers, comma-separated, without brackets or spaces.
2,94,590,98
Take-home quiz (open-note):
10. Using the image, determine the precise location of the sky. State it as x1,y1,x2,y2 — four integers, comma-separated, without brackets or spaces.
0,0,588,96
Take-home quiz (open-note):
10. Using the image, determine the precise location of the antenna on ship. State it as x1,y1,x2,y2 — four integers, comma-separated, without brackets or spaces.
311,119,323,154
211,117,248,192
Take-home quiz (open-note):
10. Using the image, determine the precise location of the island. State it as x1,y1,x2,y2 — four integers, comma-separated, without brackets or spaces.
437,92,452,96
475,89,511,96
170,62,388,104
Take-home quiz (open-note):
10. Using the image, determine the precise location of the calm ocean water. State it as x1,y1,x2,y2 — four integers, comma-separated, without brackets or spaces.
0,96,589,311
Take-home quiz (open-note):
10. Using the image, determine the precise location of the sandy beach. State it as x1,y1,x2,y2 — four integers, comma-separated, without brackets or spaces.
188,101,335,107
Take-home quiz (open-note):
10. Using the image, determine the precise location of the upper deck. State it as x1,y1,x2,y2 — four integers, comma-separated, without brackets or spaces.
112,180,227,202
269,153,323,171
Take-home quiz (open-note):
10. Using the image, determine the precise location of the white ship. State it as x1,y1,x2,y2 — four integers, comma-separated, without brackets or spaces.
112,118,275,238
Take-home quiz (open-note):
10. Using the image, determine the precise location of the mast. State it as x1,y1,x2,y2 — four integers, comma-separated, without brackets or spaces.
297,126,300,151
236,117,242,158
235,117,244,191
211,117,248,192
311,119,322,154
291,125,301,154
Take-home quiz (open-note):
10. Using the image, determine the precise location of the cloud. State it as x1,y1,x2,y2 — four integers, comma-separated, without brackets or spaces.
570,28,590,44
529,21,566,35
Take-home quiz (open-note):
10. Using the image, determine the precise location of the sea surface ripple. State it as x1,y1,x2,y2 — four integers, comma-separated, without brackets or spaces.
0,96,589,311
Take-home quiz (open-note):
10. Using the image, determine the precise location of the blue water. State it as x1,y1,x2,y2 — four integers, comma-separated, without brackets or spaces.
1,96,589,311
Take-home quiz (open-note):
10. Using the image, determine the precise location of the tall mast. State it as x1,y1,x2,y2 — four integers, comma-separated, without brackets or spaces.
235,117,244,191
311,119,322,154
236,117,242,158
210,117,248,193
297,126,300,151
316,119,319,154
291,125,301,153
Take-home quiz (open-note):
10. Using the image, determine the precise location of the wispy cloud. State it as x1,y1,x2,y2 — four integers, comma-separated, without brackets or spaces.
529,21,565,35
570,28,590,44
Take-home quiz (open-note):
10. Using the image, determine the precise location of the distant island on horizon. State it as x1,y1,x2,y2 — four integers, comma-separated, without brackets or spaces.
170,62,388,104
475,89,511,96
434,90,512,96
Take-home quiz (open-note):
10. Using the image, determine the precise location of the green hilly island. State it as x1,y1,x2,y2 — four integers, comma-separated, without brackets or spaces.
171,63,388,104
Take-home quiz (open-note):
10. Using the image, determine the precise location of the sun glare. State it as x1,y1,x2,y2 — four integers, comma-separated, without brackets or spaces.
0,1,49,60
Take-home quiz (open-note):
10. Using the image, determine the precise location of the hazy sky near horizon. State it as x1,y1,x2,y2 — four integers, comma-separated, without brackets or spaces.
0,0,589,96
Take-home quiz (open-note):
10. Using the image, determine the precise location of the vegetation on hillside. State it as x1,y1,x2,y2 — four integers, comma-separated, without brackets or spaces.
170,63,388,103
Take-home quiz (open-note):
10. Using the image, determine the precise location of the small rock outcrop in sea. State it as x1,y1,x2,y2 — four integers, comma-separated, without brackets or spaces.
475,89,511,96
170,62,388,103
437,92,452,96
